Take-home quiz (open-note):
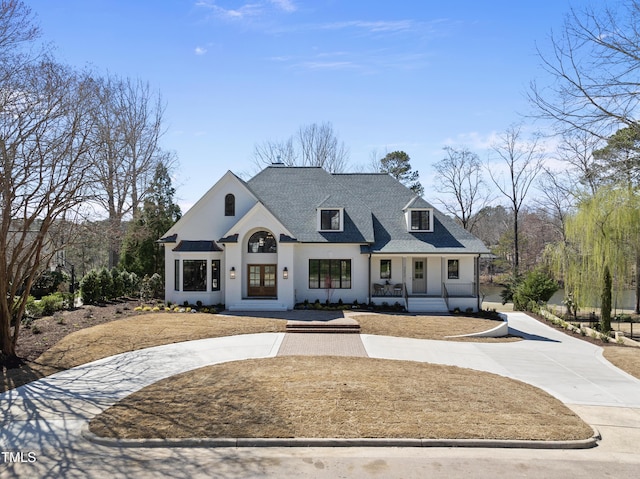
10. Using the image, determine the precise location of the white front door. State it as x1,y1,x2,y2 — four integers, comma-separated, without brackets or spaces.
412,259,426,294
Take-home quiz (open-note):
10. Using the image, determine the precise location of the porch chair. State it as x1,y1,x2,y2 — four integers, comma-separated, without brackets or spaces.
393,283,403,296
373,283,385,296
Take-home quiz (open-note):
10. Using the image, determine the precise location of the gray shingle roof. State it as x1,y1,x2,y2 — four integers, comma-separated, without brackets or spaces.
172,240,223,252
247,167,375,243
246,166,489,255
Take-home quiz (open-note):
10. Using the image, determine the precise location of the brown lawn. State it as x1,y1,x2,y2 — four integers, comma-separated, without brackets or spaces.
603,346,640,379
89,356,594,442
354,313,516,341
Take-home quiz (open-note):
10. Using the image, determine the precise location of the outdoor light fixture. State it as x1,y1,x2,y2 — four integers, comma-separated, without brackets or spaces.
230,267,236,279
283,267,288,279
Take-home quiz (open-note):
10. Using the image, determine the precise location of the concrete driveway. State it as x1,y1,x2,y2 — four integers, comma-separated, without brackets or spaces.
2,312,640,478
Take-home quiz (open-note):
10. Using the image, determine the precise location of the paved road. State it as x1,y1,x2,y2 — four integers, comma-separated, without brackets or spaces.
2,313,640,478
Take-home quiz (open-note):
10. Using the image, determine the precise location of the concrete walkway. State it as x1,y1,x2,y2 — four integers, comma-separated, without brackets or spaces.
2,312,640,478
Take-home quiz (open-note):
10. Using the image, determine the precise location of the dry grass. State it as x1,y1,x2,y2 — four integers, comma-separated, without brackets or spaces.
2,313,286,393
89,356,593,441
36,313,287,371
355,314,517,342
603,346,640,379
3,312,514,393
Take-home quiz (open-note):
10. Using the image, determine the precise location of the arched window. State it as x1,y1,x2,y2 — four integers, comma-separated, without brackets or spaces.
225,194,235,216
248,231,277,253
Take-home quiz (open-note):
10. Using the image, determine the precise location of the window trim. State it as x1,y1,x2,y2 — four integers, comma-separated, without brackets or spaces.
174,259,180,291
380,259,391,280
447,259,460,280
308,259,352,289
247,231,277,253
182,259,207,292
317,208,344,232
211,259,221,291
407,209,433,232
224,193,235,216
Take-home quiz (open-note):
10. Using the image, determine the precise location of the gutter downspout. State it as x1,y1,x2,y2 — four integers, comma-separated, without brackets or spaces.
476,254,481,311
368,252,372,304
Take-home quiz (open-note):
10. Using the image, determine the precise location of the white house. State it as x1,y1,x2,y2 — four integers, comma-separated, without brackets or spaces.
159,166,490,313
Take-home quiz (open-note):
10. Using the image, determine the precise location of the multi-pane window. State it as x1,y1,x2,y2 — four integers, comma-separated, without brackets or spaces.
380,259,391,279
225,194,235,216
183,260,207,291
247,231,277,253
309,259,351,289
447,259,460,280
320,209,341,231
410,210,431,231
211,260,220,291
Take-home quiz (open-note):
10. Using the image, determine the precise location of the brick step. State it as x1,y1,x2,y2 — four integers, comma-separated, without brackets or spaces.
286,319,361,334
286,327,361,334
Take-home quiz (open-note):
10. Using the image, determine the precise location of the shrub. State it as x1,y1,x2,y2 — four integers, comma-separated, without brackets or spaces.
39,293,65,317
80,270,101,305
31,270,67,298
24,295,40,319
98,268,114,302
111,268,125,298
512,270,559,311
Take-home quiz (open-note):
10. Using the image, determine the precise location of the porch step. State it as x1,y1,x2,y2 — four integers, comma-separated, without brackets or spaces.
407,297,449,313
286,319,361,334
228,300,288,312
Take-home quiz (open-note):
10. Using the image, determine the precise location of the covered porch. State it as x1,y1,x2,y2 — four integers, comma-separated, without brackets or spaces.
369,254,481,312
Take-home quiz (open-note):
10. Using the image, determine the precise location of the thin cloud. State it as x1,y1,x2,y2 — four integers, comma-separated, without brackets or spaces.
270,0,296,13
195,0,296,20
299,61,357,71
321,20,416,34
194,46,208,55
195,1,264,19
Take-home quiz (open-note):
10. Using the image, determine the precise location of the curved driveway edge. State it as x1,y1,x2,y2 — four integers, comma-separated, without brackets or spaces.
2,312,640,457
362,312,640,408
81,424,601,450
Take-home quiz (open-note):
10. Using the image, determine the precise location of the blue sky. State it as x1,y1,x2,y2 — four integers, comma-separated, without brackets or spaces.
28,0,586,210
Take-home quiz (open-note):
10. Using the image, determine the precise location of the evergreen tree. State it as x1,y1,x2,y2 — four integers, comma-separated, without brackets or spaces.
120,162,181,277
378,151,424,196
601,265,612,333
592,127,640,187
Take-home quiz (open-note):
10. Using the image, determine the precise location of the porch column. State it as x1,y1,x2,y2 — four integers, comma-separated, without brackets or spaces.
476,254,481,311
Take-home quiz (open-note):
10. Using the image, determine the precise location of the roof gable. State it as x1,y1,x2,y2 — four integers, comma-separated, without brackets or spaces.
247,167,375,243
161,170,256,241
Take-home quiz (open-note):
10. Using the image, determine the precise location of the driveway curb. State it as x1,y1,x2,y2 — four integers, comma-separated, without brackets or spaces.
81,424,601,450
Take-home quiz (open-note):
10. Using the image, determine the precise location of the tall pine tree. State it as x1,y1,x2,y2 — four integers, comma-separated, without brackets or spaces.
120,162,181,277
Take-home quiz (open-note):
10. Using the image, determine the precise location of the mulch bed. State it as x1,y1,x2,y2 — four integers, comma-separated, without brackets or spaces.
14,298,143,362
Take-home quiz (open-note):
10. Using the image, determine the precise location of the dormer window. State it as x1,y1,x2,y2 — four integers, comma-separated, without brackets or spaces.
318,208,343,231
408,209,433,232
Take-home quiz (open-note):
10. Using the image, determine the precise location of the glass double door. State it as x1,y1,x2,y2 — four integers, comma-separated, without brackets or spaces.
247,264,277,297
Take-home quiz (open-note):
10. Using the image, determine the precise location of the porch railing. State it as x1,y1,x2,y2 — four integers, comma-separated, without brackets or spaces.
443,282,476,297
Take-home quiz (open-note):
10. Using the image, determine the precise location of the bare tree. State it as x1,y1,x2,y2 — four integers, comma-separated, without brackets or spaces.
0,57,95,361
535,167,574,243
555,130,603,195
252,121,349,172
529,1,640,136
252,137,297,166
88,74,169,267
432,146,491,233
488,125,544,275
0,0,38,58
297,122,348,172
